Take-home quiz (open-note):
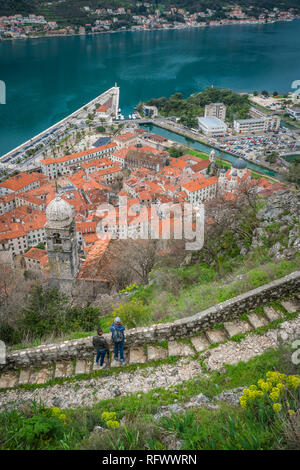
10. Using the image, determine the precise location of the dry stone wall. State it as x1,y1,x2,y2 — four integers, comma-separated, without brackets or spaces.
1,271,299,372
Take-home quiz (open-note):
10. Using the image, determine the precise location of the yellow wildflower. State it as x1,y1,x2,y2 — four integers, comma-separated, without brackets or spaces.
273,403,282,413
102,411,117,422
106,420,120,429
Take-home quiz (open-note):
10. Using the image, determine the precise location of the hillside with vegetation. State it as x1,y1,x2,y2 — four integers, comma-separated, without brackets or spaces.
0,187,299,450
1,1,299,26
0,188,299,350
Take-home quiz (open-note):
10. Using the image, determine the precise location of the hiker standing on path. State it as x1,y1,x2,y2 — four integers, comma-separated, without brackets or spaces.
110,317,125,364
93,328,109,369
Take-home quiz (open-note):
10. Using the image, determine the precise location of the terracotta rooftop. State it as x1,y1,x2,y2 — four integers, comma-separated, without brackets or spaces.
77,235,112,281
182,176,218,193
190,160,210,172
0,172,46,192
169,158,188,170
24,247,47,261
115,132,136,142
41,142,117,166
96,105,109,112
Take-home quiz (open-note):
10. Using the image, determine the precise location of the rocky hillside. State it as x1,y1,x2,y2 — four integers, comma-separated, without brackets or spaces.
251,190,300,260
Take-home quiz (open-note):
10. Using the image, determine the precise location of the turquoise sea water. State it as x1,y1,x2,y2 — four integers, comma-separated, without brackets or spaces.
0,20,300,156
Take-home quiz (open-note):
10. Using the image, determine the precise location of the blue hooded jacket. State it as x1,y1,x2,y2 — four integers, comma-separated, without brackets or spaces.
110,322,125,342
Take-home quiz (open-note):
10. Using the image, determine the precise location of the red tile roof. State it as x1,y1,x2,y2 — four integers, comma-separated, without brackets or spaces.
41,143,116,166
96,105,109,112
182,176,218,193
0,172,46,192
24,247,47,261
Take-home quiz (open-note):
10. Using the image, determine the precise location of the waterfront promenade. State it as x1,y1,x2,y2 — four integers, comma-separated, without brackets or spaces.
0,86,119,171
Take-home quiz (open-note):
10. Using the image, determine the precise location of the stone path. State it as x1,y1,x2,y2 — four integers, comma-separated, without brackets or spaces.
0,314,299,411
0,298,299,394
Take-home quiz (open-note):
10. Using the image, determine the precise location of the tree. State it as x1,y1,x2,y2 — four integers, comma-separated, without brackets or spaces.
0,265,36,344
104,239,160,286
273,91,279,97
287,160,300,187
21,285,69,338
266,152,279,164
168,146,185,158
253,91,259,96
261,90,269,97
199,183,260,272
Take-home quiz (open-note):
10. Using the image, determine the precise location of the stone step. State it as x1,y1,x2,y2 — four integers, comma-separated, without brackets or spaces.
223,320,253,338
168,340,195,357
75,359,88,375
1,306,298,390
263,306,282,322
205,329,228,344
129,347,147,364
0,372,19,389
147,345,168,361
85,360,94,374
110,358,122,368
281,300,299,314
55,362,75,378
18,369,31,385
26,367,51,385
190,335,210,352
247,313,268,329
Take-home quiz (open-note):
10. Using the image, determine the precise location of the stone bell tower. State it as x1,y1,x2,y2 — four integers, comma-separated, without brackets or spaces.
208,149,217,175
45,195,79,282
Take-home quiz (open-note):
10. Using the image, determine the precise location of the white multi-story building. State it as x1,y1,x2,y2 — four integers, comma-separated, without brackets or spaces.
204,102,226,121
181,176,218,203
198,117,228,137
41,142,117,180
0,229,28,257
0,172,46,196
0,193,16,215
234,115,280,134
287,107,300,121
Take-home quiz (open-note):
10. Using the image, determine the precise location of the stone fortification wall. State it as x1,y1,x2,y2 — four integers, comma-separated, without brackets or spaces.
1,271,299,372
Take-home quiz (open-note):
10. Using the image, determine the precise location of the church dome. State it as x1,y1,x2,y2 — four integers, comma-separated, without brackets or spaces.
232,158,247,170
46,196,74,228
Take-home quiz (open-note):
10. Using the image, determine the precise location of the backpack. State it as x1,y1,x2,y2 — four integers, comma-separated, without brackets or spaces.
112,327,123,343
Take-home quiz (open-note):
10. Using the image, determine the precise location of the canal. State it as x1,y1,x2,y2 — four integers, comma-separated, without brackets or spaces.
141,123,278,178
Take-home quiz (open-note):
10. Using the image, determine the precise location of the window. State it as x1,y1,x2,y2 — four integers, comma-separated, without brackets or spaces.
53,233,62,244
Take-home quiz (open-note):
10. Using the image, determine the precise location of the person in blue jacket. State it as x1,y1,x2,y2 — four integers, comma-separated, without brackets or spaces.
110,316,125,363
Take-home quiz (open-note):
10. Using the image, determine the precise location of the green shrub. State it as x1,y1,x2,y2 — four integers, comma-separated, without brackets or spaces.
105,300,153,329
0,322,22,344
0,403,67,450
217,285,239,303
247,269,269,288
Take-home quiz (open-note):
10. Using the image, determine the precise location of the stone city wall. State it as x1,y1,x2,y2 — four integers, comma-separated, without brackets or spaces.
1,271,299,372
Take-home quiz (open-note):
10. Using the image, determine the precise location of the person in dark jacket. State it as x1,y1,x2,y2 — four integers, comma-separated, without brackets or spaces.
93,328,109,369
109,317,125,363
